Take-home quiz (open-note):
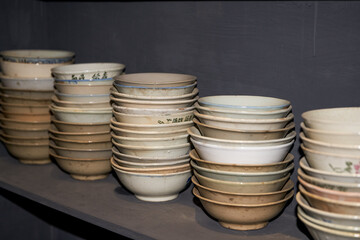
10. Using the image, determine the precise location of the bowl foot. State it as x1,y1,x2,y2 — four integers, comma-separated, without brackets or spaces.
219,221,268,231
71,174,109,181
19,159,51,165
135,194,179,202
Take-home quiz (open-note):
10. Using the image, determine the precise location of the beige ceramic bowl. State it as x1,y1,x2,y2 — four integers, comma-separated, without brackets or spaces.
193,176,294,204
0,124,49,137
0,74,54,90
194,170,290,193
0,93,52,105
49,134,112,149
49,149,111,181
190,150,293,173
50,105,112,123
0,85,54,99
110,123,187,138
0,110,51,121
51,95,110,109
301,122,360,145
55,83,112,95
112,154,189,169
112,104,195,115
0,130,49,144
194,118,295,140
193,187,294,230
299,176,360,202
49,142,112,159
299,184,360,215
111,132,189,146
0,101,50,114
55,90,110,102
0,136,50,164
51,117,110,132
49,126,110,141
0,114,50,129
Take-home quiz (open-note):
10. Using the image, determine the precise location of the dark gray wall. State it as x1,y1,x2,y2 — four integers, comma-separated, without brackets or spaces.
1,1,360,239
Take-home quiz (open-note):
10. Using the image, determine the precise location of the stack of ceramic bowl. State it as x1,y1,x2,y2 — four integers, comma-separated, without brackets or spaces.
0,49,74,164
110,73,199,202
49,63,125,180
190,95,296,230
297,107,360,239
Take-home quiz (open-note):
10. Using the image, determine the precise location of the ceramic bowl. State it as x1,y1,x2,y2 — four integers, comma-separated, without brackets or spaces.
298,167,360,193
112,158,192,202
193,118,295,140
300,145,360,175
299,157,360,184
0,124,49,137
188,126,296,147
195,102,292,119
0,93,52,105
49,149,111,181
51,117,110,132
300,132,360,157
301,122,360,145
0,101,50,114
51,95,110,109
193,187,294,230
110,117,193,131
190,149,293,173
0,130,49,144
0,74,54,90
112,154,189,169
55,83,112,95
0,114,50,129
298,176,360,202
55,90,110,102
110,95,198,109
298,211,360,240
110,123,187,138
49,142,112,159
49,134,112,149
191,137,294,165
193,176,294,204
112,146,190,163
110,87,199,101
296,192,360,227
51,62,125,80
112,109,194,125
0,110,51,121
0,136,50,164
0,85,54,99
194,170,290,193
194,111,294,131
0,49,74,77
198,95,290,112
55,78,113,86
49,126,110,141
191,160,294,182
302,107,360,133
111,132,188,146
112,104,195,115
113,81,197,96
299,184,360,215
112,139,190,158
50,105,112,123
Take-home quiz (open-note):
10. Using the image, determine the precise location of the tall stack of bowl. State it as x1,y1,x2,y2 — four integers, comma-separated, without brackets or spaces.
189,95,296,230
0,49,74,164
110,73,199,202
297,107,360,240
49,63,125,180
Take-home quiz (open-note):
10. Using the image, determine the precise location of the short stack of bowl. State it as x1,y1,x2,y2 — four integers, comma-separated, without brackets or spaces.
297,107,360,240
0,49,74,164
110,73,199,202
189,95,296,230
48,63,125,180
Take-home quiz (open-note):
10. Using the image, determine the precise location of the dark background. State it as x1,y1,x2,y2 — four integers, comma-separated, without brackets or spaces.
1,1,359,239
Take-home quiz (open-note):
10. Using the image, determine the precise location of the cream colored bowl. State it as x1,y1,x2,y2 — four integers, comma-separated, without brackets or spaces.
1,110,51,121
0,85,54,99
49,126,110,141
0,101,50,114
0,93,52,105
55,90,110,102
0,74,54,90
50,134,112,149
50,105,112,123
0,130,49,144
52,117,110,132
51,95,110,109
111,132,188,146
50,142,112,159
112,104,195,115
112,154,189,169
110,117,193,131
0,123,49,137
55,83,112,95
0,114,50,129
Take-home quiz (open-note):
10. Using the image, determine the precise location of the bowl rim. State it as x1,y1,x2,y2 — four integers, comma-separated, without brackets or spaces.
49,134,111,144
49,141,111,152
0,123,49,131
52,62,126,75
0,49,75,62
0,73,54,81
0,84,54,93
110,131,188,141
0,136,49,146
112,138,190,150
111,87,199,100
114,72,197,85
54,82,113,88
49,125,109,136
113,81,197,90
55,90,110,97
49,148,110,161
111,157,190,172
302,107,360,125
112,146,190,161
110,95,199,105
110,122,187,135
51,116,110,126
300,132,360,150
0,130,49,140
110,117,193,129
112,154,189,167
50,105,112,114
51,95,110,105
0,100,50,108
112,104,195,113
112,109,194,118
301,144,360,160
0,93,53,101
0,113,50,124
301,122,360,136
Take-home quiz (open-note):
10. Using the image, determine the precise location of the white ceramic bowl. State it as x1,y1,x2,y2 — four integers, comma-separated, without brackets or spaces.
302,107,360,133
0,101,50,114
111,132,189,146
188,126,296,147
110,117,193,131
55,90,110,102
191,137,294,165
50,105,112,123
51,95,110,108
301,144,360,175
0,85,54,99
198,95,290,111
194,111,294,131
300,132,360,157
112,104,195,115
194,118,295,140
299,157,360,184
195,102,292,119
112,154,189,169
0,49,74,77
113,81,197,96
49,142,112,159
112,158,192,202
52,62,125,80
0,93,52,105
51,117,110,132
0,74,54,90
55,83,112,95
